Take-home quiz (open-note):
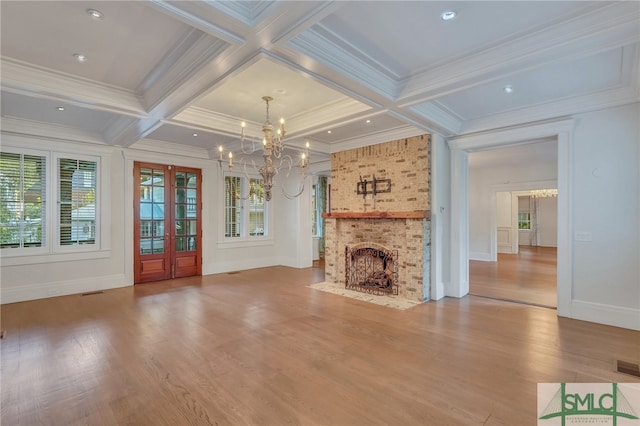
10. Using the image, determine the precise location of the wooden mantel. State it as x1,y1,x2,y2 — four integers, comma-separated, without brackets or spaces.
322,210,430,219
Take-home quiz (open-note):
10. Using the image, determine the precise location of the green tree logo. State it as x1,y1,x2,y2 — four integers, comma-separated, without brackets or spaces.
539,383,639,425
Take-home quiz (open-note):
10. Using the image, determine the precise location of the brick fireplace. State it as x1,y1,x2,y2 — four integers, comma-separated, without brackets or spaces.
323,135,431,303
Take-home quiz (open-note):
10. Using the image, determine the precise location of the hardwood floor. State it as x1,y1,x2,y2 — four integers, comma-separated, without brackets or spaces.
2,264,638,425
469,246,557,308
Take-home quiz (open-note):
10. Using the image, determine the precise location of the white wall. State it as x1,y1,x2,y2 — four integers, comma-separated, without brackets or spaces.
571,103,639,319
430,133,450,300
1,135,313,303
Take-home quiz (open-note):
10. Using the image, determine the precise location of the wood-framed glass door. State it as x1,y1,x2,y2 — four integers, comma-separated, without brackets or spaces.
134,162,202,283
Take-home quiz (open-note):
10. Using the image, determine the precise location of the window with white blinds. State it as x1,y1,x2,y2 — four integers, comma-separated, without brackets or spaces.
0,152,46,249
0,148,101,255
224,176,241,238
58,158,97,246
224,175,267,239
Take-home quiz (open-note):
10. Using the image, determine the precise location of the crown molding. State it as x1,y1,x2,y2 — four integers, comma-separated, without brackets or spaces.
1,58,146,117
409,102,463,135
330,125,423,154
148,0,246,44
268,2,345,46
289,27,397,100
131,138,210,160
461,85,640,134
140,31,230,111
398,2,640,105
172,107,253,138
1,117,106,145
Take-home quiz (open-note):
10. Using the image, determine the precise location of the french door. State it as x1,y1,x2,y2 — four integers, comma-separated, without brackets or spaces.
134,162,202,283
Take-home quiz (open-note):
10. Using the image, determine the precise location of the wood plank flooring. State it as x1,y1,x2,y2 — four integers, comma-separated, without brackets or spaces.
469,246,557,308
2,264,638,425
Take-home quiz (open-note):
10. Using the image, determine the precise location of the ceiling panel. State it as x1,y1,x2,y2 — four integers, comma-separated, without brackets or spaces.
0,1,193,91
317,1,599,79
435,48,625,120
192,57,355,125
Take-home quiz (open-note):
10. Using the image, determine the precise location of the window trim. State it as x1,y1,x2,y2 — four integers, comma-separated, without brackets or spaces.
52,152,101,252
220,171,273,245
0,141,110,263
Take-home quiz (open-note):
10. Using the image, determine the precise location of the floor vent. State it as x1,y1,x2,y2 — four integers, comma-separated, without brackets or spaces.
616,360,640,377
81,291,104,296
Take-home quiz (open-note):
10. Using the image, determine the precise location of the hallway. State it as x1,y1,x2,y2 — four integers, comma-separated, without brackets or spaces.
469,246,557,308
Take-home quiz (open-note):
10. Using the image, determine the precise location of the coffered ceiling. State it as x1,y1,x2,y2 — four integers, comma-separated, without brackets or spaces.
1,1,638,165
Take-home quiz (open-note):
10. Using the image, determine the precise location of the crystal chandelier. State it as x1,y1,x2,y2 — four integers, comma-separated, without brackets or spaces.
531,188,558,198
218,96,309,201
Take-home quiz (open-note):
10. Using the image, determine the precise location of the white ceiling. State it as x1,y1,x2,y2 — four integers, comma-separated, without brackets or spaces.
1,1,638,165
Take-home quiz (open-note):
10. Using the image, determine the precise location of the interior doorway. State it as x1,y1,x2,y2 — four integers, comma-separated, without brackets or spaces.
470,188,559,307
448,118,573,316
134,162,202,283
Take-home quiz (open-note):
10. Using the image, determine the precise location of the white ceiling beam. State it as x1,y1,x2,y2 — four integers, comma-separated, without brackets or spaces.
1,117,106,145
1,58,146,117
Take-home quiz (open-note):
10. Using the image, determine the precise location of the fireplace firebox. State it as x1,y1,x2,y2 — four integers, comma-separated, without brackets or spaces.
345,244,398,295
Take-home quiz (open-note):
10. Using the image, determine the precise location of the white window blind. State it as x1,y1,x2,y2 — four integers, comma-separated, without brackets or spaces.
58,158,97,246
0,152,46,249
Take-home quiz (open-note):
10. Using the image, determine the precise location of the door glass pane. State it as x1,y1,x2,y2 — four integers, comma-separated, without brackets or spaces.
153,238,164,253
153,220,164,237
139,167,165,254
187,220,197,235
140,238,152,254
140,221,152,237
175,220,185,235
152,169,164,186
175,171,185,187
175,204,186,220
175,237,185,252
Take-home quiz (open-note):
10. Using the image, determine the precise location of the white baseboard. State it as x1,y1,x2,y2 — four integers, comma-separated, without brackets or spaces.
431,280,445,300
1,274,130,304
569,300,640,331
469,251,493,261
446,279,469,298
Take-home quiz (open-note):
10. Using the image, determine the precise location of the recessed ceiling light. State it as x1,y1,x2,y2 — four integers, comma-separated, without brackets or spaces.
504,85,514,94
192,133,198,137
441,10,457,21
86,9,104,20
327,130,332,134
366,119,371,124
73,53,88,62
56,106,65,111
